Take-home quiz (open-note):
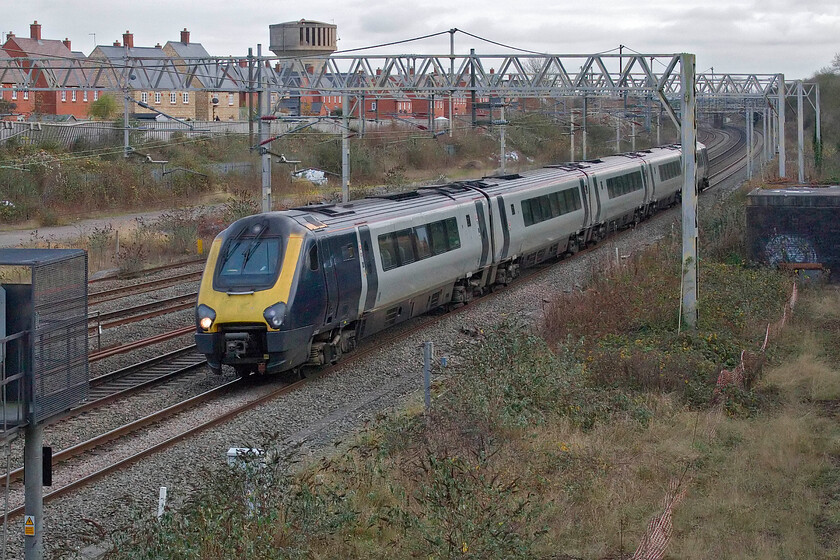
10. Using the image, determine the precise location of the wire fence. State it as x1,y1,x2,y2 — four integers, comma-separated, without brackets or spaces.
0,118,353,149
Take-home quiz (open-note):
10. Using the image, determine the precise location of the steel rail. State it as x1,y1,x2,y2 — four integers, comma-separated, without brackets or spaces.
88,293,197,332
89,270,203,305
88,258,206,284
88,326,194,362
1,378,238,492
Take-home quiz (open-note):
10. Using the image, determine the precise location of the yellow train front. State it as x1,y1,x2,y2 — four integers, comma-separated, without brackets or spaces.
195,212,352,376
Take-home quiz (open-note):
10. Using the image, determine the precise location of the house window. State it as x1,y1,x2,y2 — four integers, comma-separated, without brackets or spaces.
23,91,29,100
141,92,148,104
12,90,18,100
170,92,177,104
182,92,189,104
83,90,88,102
71,90,76,102
61,91,67,102
228,93,234,106
155,92,161,104
94,90,99,101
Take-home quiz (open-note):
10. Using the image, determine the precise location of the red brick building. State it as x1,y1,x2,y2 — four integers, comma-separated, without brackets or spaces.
2,21,96,119
0,48,37,119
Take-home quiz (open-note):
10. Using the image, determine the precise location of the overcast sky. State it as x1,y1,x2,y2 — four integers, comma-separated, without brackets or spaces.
3,0,838,80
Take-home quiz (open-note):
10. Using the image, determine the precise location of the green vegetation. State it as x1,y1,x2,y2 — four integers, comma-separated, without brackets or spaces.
105,176,838,558
88,94,119,120
0,112,676,230
802,53,840,181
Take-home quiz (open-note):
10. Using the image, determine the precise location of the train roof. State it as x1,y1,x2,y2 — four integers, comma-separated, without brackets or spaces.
286,145,686,232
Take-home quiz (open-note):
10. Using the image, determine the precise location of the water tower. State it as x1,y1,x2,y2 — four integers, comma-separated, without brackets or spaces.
269,20,337,58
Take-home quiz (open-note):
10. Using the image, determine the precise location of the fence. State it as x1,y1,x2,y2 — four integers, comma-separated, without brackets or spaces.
0,117,367,149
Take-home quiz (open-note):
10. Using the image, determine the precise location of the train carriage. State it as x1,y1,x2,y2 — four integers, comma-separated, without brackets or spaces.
196,143,708,376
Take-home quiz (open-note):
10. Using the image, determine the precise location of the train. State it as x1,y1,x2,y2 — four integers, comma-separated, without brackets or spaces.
195,143,709,376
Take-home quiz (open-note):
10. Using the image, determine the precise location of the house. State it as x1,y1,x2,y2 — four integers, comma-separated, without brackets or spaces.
2,21,97,119
89,32,190,120
163,29,240,121
0,48,36,119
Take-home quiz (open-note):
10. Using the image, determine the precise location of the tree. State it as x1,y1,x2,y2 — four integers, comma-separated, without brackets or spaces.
88,93,118,119
0,98,16,116
819,53,840,75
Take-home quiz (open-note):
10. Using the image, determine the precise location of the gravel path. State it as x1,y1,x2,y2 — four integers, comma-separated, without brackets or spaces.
1,165,748,559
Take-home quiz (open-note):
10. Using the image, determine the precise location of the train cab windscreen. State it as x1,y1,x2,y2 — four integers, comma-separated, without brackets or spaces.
214,222,284,291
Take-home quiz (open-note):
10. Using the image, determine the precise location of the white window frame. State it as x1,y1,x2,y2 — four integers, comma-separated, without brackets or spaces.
71,90,76,102
61,91,67,102
12,90,17,100
23,91,29,100
155,92,161,104
182,92,189,104
141,92,148,104
170,92,177,104
83,90,88,102
94,90,99,101
228,93,234,106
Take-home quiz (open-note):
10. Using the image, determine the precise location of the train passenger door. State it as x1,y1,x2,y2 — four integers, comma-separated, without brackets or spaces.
589,174,601,223
579,178,590,226
474,200,491,268
640,163,650,202
327,232,363,325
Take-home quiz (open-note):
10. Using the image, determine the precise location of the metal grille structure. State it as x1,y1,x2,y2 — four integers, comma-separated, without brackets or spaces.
0,249,88,438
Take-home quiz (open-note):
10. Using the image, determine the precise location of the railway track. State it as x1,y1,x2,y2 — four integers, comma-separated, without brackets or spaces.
84,345,206,407
707,125,754,188
88,270,203,306
88,325,194,362
87,257,206,284
1,125,751,522
88,292,197,334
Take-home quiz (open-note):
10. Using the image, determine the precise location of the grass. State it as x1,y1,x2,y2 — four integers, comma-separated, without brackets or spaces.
109,290,840,559
105,183,840,559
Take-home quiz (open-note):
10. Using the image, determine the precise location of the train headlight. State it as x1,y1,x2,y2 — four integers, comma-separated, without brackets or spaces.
196,304,216,331
263,302,287,329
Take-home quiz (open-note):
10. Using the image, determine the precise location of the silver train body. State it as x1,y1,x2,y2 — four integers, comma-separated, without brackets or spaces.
195,144,710,374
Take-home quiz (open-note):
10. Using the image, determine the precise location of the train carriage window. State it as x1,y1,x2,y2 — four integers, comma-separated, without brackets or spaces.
445,217,461,250
394,229,417,266
215,234,284,291
522,200,534,226
429,221,448,255
414,225,432,259
548,193,560,218
341,243,355,261
378,233,397,271
308,243,319,271
531,198,544,223
569,188,582,211
466,215,472,227
510,203,516,215
539,196,553,220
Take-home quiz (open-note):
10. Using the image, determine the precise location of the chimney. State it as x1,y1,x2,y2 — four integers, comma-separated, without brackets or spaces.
7,32,15,39
155,43,162,48
489,68,494,74
180,28,190,45
376,68,381,76
113,40,121,47
275,63,281,72
123,31,134,48
30,20,41,40
63,38,71,50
